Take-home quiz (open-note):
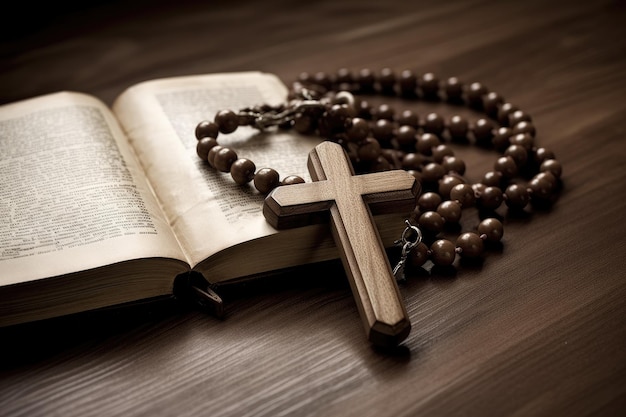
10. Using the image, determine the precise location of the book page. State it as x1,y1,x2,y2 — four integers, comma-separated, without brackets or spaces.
112,72,322,267
0,92,187,287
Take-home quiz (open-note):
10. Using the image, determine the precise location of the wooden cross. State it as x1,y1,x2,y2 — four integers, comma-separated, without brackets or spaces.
263,141,420,347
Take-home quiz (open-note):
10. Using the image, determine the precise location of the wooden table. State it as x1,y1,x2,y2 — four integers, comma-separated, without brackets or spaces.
1,1,625,415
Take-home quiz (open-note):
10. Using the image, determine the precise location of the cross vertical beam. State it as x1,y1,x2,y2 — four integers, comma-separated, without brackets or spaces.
263,141,420,347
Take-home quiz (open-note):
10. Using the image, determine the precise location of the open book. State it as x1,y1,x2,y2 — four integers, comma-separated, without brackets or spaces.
0,72,410,327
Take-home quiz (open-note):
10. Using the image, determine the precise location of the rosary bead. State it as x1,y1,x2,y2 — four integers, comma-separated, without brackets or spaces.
401,152,425,170
509,110,532,126
448,115,469,141
438,174,465,199
477,218,504,242
418,211,445,234
482,170,504,187
372,119,395,142
378,68,397,94
437,200,462,223
534,147,555,164
357,137,382,161
444,77,464,103
442,156,466,175
494,155,518,178
214,147,238,173
512,121,536,137
396,125,418,148
450,183,476,207
510,133,534,151
472,118,495,145
492,127,514,151
374,103,395,120
335,68,353,84
397,110,419,128
356,100,373,120
432,144,455,163
230,158,256,185
534,171,558,189
528,176,554,201
430,239,457,266
420,72,440,99
504,144,529,168
472,182,487,197
214,110,239,134
467,82,488,110
313,71,332,91
418,192,443,212
254,168,280,194
399,70,418,97
293,114,316,134
504,183,530,209
497,103,519,126
196,137,218,161
540,159,562,178
480,186,504,210
370,155,392,172
356,68,376,92
347,118,370,142
456,232,484,258
207,145,224,168
421,162,446,183
423,113,445,136
408,242,430,267
325,104,353,132
195,120,220,139
416,133,441,155
483,92,504,119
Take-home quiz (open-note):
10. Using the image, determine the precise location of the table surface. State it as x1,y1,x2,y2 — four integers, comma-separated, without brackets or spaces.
1,1,625,416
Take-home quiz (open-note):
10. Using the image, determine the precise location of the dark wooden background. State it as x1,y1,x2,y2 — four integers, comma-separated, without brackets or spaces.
1,0,625,416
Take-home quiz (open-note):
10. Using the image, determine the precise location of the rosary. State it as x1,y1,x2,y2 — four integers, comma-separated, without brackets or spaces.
194,68,562,347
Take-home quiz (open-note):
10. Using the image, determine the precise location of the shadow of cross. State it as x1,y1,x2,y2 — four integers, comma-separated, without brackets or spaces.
263,141,420,347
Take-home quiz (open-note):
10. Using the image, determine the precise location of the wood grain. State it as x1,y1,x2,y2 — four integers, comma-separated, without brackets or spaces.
1,0,625,416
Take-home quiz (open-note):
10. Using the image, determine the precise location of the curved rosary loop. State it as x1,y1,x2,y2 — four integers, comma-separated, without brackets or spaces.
194,68,563,271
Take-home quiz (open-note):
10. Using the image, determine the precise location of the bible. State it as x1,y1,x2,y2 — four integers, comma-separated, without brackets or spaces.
0,72,411,327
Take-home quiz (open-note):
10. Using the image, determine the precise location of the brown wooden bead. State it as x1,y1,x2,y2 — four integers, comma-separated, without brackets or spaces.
254,168,280,194
494,155,518,178
432,144,455,163
483,92,504,119
492,127,514,151
396,125,417,147
357,137,382,161
195,120,219,140
293,114,315,134
450,183,476,207
448,115,469,141
207,145,224,168
408,242,430,267
430,239,456,266
214,147,238,172
437,200,462,223
438,174,465,199
416,133,440,155
196,137,218,161
442,156,466,175
230,158,256,185
399,70,418,97
347,118,370,142
497,103,519,126
401,152,425,170
421,162,446,183
356,68,376,92
370,155,392,172
372,119,394,142
396,110,419,128
510,133,534,151
418,192,442,212
504,144,529,167
214,110,239,134
504,183,530,209
480,186,504,210
444,77,463,102
456,232,484,258
420,72,440,99
482,170,504,187
540,159,562,178
418,211,445,234
477,218,504,242
281,175,305,186
467,82,488,109
509,110,532,126
528,176,554,201
423,113,445,136
512,121,536,137
534,147,556,164
378,68,396,94
472,118,495,144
